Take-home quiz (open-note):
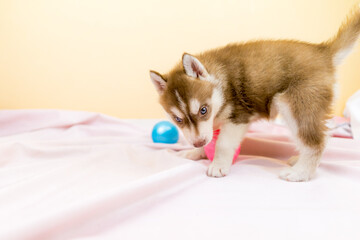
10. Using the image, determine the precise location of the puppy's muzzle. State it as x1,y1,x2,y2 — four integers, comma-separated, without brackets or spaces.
193,139,206,148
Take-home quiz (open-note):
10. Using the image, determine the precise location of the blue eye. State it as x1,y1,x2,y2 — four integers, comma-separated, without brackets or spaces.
174,116,182,123
200,106,207,115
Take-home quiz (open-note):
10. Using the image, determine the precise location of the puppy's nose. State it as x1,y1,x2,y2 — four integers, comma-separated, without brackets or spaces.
193,139,206,148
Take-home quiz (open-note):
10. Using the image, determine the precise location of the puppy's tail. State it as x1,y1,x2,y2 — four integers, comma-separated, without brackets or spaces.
325,4,360,65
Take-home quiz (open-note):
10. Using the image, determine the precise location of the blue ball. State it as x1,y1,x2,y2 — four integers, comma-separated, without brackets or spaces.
152,121,179,144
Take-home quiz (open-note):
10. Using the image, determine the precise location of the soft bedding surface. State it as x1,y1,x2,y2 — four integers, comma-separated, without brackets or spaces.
0,110,359,240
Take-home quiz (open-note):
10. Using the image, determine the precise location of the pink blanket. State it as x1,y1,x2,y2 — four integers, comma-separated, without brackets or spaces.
0,110,359,240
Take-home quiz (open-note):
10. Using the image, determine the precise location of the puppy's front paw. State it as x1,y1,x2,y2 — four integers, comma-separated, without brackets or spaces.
207,162,231,177
177,148,206,160
279,166,314,182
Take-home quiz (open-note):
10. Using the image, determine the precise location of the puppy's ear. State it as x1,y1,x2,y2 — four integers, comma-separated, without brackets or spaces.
150,70,167,95
182,53,208,79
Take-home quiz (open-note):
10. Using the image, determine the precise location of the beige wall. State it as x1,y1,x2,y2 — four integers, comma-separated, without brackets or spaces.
1,0,359,118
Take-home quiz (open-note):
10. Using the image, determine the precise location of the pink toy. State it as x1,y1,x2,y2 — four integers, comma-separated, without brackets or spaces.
204,129,241,163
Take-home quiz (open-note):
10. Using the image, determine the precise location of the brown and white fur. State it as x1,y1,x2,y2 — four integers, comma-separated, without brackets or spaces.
150,5,360,181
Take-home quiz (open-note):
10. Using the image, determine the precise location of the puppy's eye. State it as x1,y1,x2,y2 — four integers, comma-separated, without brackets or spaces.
200,106,207,115
174,116,183,123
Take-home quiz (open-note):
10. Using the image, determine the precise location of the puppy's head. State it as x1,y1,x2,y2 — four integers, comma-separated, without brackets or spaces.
150,53,223,148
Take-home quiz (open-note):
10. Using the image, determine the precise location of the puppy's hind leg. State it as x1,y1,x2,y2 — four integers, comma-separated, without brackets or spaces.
280,142,323,182
275,92,329,182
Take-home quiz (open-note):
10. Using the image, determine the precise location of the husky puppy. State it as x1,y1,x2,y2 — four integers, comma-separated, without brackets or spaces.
150,5,360,181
